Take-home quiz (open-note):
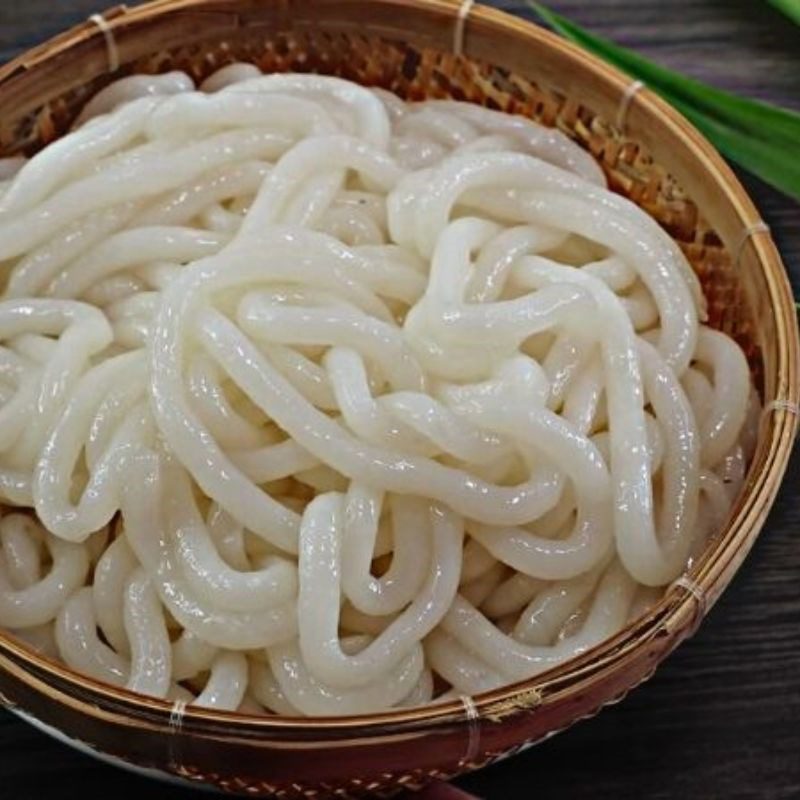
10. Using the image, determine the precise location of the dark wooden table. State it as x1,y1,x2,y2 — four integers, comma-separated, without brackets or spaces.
1,2,798,798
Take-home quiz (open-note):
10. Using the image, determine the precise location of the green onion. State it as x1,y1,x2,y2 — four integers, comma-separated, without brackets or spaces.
768,0,800,25
527,2,800,200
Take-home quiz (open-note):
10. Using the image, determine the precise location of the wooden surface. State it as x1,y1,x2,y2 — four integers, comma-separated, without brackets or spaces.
0,2,798,798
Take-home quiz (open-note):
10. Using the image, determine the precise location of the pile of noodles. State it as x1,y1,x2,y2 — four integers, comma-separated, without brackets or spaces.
0,66,757,715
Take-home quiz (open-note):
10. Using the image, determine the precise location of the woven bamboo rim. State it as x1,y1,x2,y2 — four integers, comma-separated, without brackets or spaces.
0,0,797,794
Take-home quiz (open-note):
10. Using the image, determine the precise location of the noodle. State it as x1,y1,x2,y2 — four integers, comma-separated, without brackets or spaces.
0,66,755,715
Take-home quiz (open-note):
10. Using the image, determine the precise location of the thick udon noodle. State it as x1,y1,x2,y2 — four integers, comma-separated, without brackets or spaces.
0,66,757,716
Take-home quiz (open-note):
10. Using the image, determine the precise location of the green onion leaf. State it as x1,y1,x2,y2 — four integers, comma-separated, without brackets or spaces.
528,2,800,200
768,0,800,25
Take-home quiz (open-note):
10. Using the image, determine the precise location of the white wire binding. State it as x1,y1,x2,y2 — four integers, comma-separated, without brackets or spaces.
88,13,121,73
763,399,800,417
615,79,645,132
734,220,770,267
669,574,707,637
458,693,481,766
760,398,800,440
167,698,188,770
454,0,476,57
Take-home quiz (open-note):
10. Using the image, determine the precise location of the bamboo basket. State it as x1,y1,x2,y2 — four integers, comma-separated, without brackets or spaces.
0,1,797,797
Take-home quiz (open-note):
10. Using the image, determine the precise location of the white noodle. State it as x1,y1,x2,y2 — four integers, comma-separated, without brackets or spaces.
0,68,753,715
